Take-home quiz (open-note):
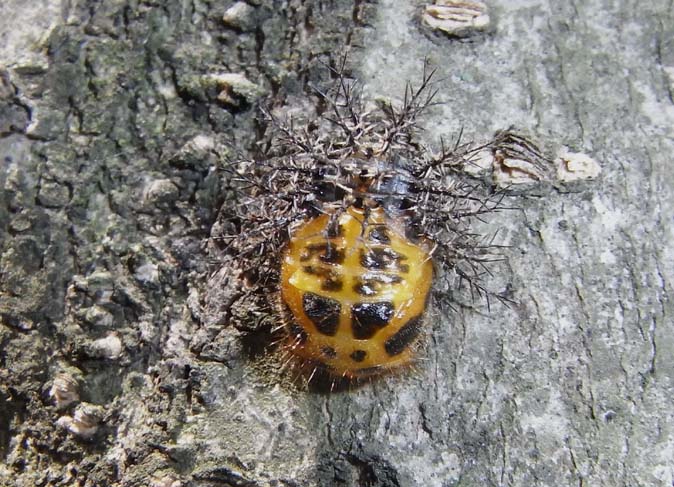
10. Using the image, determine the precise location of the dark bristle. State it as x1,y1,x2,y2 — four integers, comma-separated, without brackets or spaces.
207,55,534,388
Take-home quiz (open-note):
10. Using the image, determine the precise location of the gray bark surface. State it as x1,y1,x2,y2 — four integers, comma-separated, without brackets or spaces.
1,1,673,486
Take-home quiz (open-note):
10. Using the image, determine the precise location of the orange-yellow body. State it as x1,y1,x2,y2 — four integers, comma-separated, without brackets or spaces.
280,206,434,378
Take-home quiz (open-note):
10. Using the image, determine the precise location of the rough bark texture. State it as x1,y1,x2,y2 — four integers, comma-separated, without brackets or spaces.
1,1,673,486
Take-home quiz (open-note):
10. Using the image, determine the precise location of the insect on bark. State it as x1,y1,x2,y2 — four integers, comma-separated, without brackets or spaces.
208,57,527,389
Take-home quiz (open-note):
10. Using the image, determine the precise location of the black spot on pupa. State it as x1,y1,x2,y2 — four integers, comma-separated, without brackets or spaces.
321,346,337,358
350,350,367,362
351,302,394,339
353,274,403,296
367,273,403,285
321,278,343,292
320,245,344,265
303,293,340,336
300,243,345,264
360,247,407,271
353,280,377,297
384,315,423,356
368,226,390,244
301,265,344,292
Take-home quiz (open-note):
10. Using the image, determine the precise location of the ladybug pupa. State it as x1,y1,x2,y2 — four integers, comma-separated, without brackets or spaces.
210,60,511,386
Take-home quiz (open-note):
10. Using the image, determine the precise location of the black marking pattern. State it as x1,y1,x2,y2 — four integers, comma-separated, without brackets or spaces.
368,226,390,244
384,315,423,356
351,301,395,339
302,292,341,336
301,266,343,292
321,346,337,359
352,281,378,297
350,350,367,362
353,274,403,297
300,243,345,265
360,247,409,273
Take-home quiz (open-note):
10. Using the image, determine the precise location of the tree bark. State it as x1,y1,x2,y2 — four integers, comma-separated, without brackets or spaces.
1,0,672,486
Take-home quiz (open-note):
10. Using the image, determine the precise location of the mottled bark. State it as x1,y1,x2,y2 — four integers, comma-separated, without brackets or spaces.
1,1,672,486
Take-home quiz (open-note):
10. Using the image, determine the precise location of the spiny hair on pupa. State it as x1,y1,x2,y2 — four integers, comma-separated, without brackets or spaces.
216,61,514,301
